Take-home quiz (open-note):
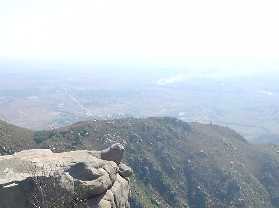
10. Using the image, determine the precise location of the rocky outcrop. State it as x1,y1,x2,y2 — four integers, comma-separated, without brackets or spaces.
0,143,133,208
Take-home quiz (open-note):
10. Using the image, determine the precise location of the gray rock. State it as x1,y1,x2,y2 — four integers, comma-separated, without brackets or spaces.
89,143,124,165
85,174,130,208
118,163,133,177
0,144,132,208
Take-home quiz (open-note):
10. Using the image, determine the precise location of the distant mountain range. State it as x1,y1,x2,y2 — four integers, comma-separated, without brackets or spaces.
1,117,279,207
253,133,279,145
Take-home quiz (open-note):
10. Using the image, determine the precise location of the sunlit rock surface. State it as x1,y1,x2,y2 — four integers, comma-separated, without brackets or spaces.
0,143,132,208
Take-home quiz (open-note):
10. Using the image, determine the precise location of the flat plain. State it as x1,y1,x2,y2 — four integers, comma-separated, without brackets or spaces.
0,66,278,141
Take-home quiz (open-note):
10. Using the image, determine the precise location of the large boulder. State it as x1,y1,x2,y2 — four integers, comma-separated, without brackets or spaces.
0,143,132,208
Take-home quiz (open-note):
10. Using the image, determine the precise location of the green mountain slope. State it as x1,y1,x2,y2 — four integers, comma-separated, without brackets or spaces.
0,119,35,154
1,117,279,207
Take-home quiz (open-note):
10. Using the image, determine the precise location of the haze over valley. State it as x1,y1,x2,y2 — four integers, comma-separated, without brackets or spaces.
0,65,278,141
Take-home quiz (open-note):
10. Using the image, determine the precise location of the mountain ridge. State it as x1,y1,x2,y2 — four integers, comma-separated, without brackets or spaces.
1,117,279,207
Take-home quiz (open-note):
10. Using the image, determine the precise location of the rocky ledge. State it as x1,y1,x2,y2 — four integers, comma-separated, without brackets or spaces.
0,143,133,208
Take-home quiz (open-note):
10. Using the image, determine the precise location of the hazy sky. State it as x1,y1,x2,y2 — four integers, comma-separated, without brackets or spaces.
1,0,278,73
